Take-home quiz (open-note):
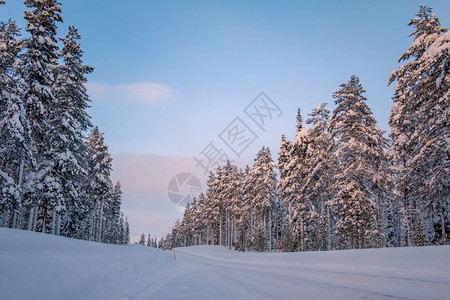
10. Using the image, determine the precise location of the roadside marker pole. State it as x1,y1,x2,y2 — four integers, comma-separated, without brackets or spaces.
279,244,284,253
172,242,176,260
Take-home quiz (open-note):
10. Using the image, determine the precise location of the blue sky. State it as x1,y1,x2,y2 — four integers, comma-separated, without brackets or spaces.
1,0,449,241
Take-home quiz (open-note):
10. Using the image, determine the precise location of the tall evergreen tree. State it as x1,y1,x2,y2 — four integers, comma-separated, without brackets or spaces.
277,134,293,250
329,75,388,249
102,181,122,243
49,25,93,236
221,161,241,248
304,103,336,250
204,171,219,245
237,166,252,251
247,147,277,251
290,110,314,251
0,19,29,228
86,127,113,242
124,216,130,244
20,0,63,233
388,6,449,245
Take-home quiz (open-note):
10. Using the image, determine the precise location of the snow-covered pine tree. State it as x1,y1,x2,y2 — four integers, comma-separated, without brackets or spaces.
221,161,241,249
124,216,130,244
237,166,251,251
43,25,94,237
86,127,113,242
277,134,294,251
146,233,152,247
212,166,226,246
138,233,145,245
190,198,200,246
20,0,63,233
204,171,219,245
118,212,125,244
180,202,193,246
329,75,387,249
51,25,93,237
191,197,204,246
247,147,277,251
304,103,336,250
388,6,449,245
286,109,312,251
0,20,29,229
196,193,208,245
102,181,122,244
171,219,183,247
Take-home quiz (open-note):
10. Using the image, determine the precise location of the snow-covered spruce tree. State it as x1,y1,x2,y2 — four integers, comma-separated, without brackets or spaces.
171,219,183,247
192,197,205,246
304,103,337,250
0,20,29,228
146,233,152,247
247,147,277,251
85,127,113,242
329,75,389,250
195,193,208,245
286,109,313,251
204,171,219,245
118,212,125,244
388,6,449,246
212,166,226,246
236,165,251,251
277,134,294,251
53,25,93,237
181,201,194,246
124,216,130,244
102,181,122,244
20,0,64,233
221,161,241,249
138,233,145,245
190,198,200,246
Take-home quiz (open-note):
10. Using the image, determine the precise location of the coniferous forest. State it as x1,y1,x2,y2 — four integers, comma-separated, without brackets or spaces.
1,3,448,251
159,6,449,251
0,1,129,244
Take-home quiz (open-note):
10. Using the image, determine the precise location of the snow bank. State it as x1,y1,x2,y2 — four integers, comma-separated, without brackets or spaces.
0,228,178,299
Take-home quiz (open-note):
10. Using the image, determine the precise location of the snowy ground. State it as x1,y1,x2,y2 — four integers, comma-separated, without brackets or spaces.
1,228,450,299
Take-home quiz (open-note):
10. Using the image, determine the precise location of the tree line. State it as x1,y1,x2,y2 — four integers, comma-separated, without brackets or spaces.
159,6,449,251
0,1,130,244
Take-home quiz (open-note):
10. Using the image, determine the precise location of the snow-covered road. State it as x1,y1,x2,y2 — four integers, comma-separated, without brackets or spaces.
1,228,450,299
133,246,450,300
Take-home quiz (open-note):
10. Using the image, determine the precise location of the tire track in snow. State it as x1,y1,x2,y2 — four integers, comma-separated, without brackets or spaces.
132,265,189,300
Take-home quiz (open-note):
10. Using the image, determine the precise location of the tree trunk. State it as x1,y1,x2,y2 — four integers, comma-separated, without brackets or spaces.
42,206,48,233
28,207,34,231
56,213,61,236
219,212,222,246
438,193,446,245
378,190,385,248
51,209,56,235
98,198,105,242
32,207,38,231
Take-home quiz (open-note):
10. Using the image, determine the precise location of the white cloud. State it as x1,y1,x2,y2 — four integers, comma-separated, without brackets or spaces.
87,81,175,104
